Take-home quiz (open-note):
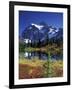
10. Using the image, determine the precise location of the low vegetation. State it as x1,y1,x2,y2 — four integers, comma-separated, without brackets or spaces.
19,59,63,79
19,42,63,79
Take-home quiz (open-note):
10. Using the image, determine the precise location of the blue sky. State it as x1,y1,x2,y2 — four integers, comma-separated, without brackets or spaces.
19,11,63,36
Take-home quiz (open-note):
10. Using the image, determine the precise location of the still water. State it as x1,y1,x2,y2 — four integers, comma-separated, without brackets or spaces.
19,51,63,61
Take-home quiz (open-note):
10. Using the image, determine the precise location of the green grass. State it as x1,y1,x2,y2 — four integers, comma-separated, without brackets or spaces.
19,43,63,54
19,58,46,67
19,58,63,78
19,43,63,78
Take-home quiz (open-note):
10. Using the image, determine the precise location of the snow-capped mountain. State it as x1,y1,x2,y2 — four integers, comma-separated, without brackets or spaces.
21,22,63,46
31,23,44,30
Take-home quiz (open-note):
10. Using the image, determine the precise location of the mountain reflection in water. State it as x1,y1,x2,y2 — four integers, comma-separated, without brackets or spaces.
19,51,63,61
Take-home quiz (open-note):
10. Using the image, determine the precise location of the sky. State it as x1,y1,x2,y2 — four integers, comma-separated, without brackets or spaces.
19,11,63,36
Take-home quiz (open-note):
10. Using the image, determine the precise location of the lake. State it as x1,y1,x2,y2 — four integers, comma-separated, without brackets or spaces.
19,51,63,61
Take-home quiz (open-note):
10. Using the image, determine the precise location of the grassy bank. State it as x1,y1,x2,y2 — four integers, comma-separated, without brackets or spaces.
19,43,63,54
19,59,63,79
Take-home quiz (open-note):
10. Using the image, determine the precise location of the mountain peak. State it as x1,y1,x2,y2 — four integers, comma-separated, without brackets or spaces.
21,22,63,46
31,23,44,30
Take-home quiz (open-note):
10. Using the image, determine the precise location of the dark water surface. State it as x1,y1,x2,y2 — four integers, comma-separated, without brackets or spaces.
19,51,63,61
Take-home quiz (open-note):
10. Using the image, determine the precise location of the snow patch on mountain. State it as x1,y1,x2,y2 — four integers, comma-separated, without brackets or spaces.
55,29,59,32
49,28,54,34
31,23,44,30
